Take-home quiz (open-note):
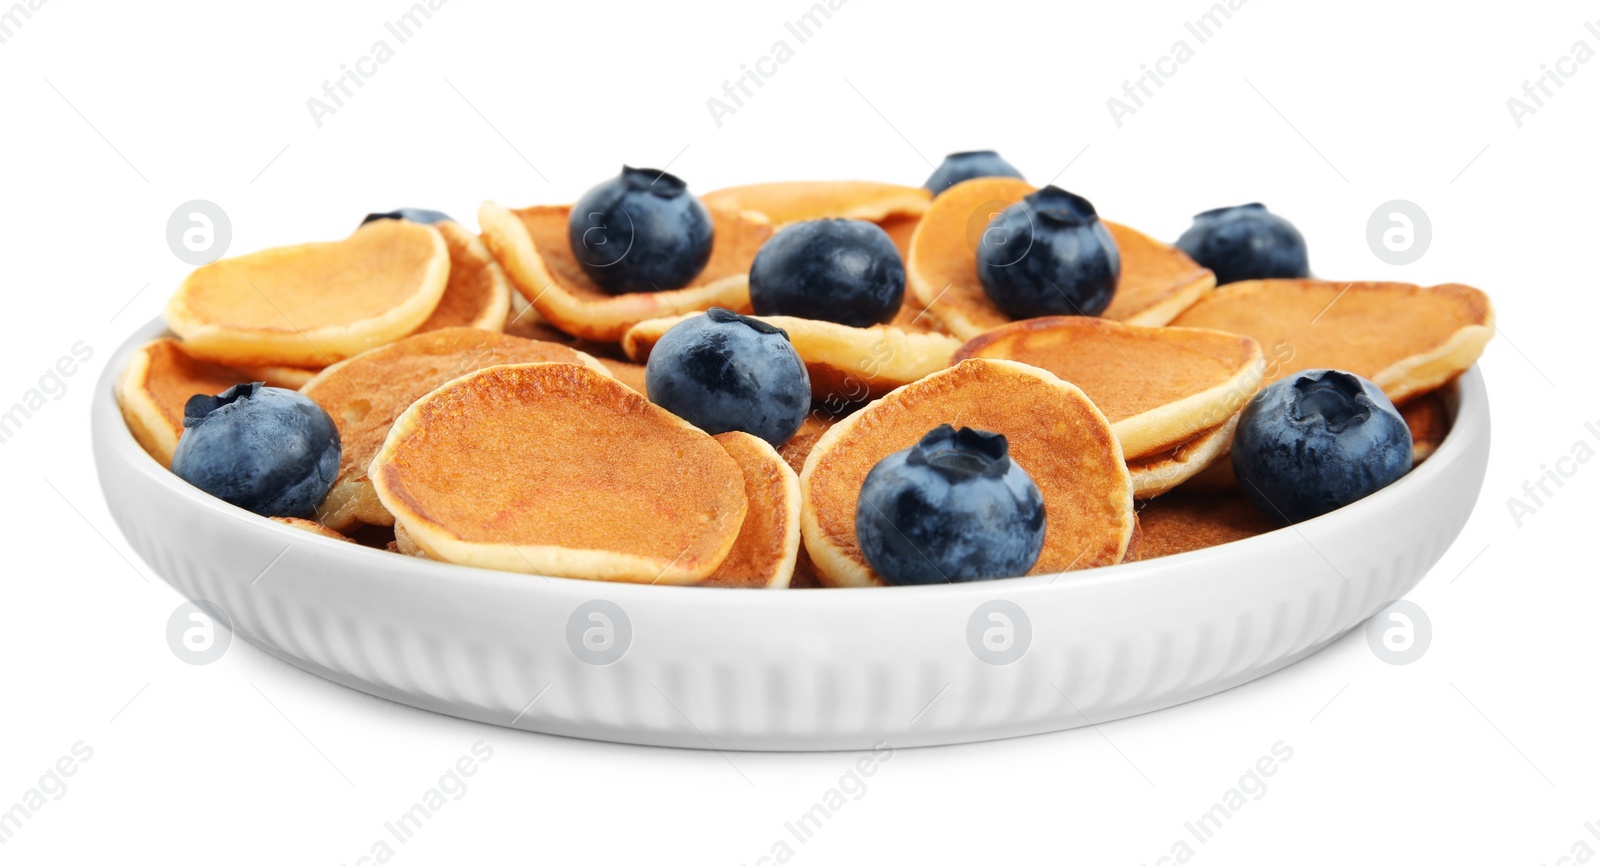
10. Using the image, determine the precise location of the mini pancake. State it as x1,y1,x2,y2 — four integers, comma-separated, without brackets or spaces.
116,338,257,467
953,317,1263,460
1136,490,1281,559
1170,280,1495,404
166,219,450,367
623,313,961,405
905,178,1216,339
702,432,801,589
270,517,354,542
414,220,512,333
800,359,1135,587
233,363,320,389
478,201,772,342
700,181,931,227
504,290,576,342
1127,415,1240,499
372,363,748,583
879,214,922,262
1402,387,1453,464
301,328,611,531
392,521,428,558
779,414,837,476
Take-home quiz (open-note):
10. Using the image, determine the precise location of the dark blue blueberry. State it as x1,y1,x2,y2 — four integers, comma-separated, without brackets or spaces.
1175,203,1310,285
171,383,341,518
360,208,454,227
645,308,810,445
975,186,1120,319
856,425,1046,585
924,150,1025,196
1232,370,1412,524
568,166,714,294
748,219,906,328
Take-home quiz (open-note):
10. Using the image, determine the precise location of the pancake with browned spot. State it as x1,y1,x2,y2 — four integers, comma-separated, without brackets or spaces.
166,219,450,366
1136,491,1281,559
478,201,771,342
702,432,801,588
623,313,961,406
116,338,257,467
906,178,1216,339
301,328,610,531
1127,415,1239,499
414,220,512,333
800,359,1134,587
371,363,748,583
1170,280,1494,404
954,317,1263,459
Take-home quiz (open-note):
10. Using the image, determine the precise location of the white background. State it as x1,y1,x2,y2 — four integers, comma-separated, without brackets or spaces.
2,0,1597,862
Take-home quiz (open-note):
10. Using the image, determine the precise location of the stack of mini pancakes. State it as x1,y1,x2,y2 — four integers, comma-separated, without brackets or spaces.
118,179,1494,588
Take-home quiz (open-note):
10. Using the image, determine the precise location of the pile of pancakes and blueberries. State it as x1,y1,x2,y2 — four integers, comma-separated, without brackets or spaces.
117,151,1495,588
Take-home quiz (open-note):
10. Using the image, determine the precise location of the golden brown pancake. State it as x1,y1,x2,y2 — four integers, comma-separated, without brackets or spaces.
1099,222,1217,325
778,413,838,476
301,328,610,531
372,363,748,583
166,219,450,366
270,517,354,542
1127,415,1239,499
879,213,922,262
700,181,931,227
116,338,258,467
1402,387,1452,464
702,432,801,588
1136,490,1281,559
800,359,1135,587
1170,280,1495,404
622,313,961,406
232,363,320,389
478,201,771,342
905,178,1216,339
414,220,512,333
953,317,1263,459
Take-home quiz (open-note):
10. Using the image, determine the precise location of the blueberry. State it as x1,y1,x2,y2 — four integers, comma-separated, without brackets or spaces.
645,309,810,445
568,166,714,294
748,219,906,328
924,150,1025,196
360,208,453,227
1232,370,1412,524
1174,203,1310,285
171,383,341,518
856,425,1046,585
975,186,1120,319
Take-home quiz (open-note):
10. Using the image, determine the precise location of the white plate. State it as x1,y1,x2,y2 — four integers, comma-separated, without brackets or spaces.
93,319,1490,750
